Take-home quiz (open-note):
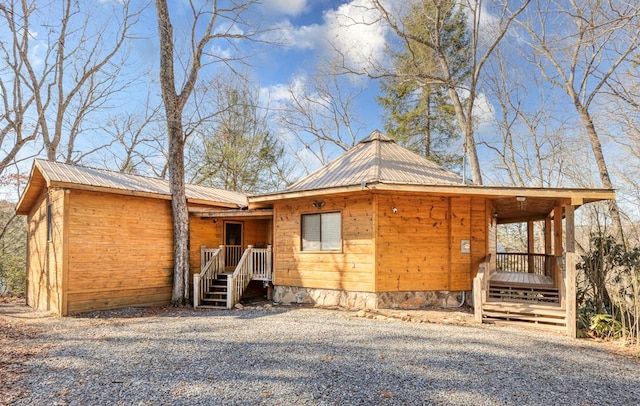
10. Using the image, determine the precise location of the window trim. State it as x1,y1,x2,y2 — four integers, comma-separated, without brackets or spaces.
300,211,342,253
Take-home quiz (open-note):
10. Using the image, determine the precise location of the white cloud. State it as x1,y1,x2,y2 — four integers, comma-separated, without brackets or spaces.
260,75,308,108
271,0,388,72
263,0,307,17
28,42,48,68
323,0,387,71
275,20,324,50
208,44,232,60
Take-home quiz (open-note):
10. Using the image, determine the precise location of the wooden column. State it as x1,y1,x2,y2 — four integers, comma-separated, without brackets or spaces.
553,206,563,287
544,216,552,277
544,216,552,255
527,220,535,273
565,205,577,338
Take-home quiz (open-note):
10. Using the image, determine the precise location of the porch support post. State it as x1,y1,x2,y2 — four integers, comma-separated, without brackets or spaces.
565,205,577,338
553,206,563,287
544,216,552,277
527,220,535,273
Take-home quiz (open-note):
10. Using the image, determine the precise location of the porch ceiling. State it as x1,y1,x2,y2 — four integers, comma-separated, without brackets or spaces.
491,196,562,224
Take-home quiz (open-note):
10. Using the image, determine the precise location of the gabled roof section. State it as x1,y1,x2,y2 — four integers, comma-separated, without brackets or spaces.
279,130,463,194
16,160,247,215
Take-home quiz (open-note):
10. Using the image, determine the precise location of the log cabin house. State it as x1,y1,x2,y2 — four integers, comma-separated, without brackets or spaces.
17,131,615,336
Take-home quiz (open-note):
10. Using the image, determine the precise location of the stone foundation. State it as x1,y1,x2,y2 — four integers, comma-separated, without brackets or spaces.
377,291,465,309
273,286,468,310
273,286,378,309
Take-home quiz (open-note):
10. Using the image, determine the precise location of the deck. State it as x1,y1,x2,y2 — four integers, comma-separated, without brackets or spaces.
489,271,554,288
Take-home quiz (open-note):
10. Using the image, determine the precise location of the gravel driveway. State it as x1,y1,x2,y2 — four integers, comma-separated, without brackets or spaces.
8,305,640,405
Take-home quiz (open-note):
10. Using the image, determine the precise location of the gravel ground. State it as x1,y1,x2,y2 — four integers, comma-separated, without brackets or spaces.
7,304,640,405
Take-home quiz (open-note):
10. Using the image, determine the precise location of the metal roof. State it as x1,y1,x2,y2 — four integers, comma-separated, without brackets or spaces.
16,160,247,214
284,130,464,193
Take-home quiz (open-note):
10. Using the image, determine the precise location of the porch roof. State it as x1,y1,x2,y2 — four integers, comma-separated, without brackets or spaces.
16,160,248,215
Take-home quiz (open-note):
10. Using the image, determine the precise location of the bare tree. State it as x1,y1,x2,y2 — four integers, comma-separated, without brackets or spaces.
155,0,265,305
98,95,165,176
482,47,573,188
365,0,531,184
516,0,640,243
0,0,144,170
276,64,367,173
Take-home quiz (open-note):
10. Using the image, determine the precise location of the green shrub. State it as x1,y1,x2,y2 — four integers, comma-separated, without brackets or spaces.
589,313,624,339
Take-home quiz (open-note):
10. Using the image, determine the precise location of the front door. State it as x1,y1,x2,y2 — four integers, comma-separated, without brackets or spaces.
224,222,243,269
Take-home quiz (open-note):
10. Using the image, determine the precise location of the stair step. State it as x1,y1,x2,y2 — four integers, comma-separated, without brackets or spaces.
483,302,565,315
197,305,228,309
484,318,566,332
201,298,227,303
483,311,566,325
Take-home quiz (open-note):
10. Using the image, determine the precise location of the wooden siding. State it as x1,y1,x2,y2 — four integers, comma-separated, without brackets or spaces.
189,216,223,275
65,189,173,314
273,193,375,292
376,194,488,292
26,188,65,314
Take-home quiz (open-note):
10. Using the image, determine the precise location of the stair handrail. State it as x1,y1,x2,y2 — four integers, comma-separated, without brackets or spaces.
473,254,492,323
227,245,254,309
194,246,224,308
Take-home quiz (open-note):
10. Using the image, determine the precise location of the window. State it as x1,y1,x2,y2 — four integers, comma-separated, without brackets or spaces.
46,201,53,242
301,212,341,251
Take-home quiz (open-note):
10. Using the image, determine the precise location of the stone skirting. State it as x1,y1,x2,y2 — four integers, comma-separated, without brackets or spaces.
273,286,378,309
273,286,467,309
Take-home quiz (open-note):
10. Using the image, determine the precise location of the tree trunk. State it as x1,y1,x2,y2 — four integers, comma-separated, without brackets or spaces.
168,125,190,305
575,104,625,245
445,84,483,184
155,0,190,305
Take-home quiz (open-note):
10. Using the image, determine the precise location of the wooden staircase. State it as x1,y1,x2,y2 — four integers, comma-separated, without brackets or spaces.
473,256,573,335
482,301,567,332
199,273,230,309
194,245,273,310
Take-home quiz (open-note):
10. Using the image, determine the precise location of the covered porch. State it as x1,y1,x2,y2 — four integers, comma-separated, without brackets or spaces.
474,192,595,336
189,208,274,309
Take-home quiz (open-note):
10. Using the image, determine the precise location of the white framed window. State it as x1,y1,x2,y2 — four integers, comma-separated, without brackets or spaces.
301,212,341,252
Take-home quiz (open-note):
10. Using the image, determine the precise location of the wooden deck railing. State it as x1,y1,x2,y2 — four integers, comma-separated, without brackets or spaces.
251,246,272,281
225,245,243,268
496,253,553,277
193,246,224,308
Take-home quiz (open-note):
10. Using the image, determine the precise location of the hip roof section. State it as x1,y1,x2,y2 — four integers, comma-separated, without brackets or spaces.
284,130,464,193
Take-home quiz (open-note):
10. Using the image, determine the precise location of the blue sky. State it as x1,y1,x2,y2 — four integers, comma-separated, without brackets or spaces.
3,0,637,202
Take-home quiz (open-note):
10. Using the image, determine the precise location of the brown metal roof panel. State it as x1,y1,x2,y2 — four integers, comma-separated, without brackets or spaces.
32,160,247,207
287,144,378,191
185,183,247,206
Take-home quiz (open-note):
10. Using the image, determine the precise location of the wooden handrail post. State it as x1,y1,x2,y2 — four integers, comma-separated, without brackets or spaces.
267,245,272,281
193,273,200,308
219,244,225,269
565,252,577,337
200,246,206,273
